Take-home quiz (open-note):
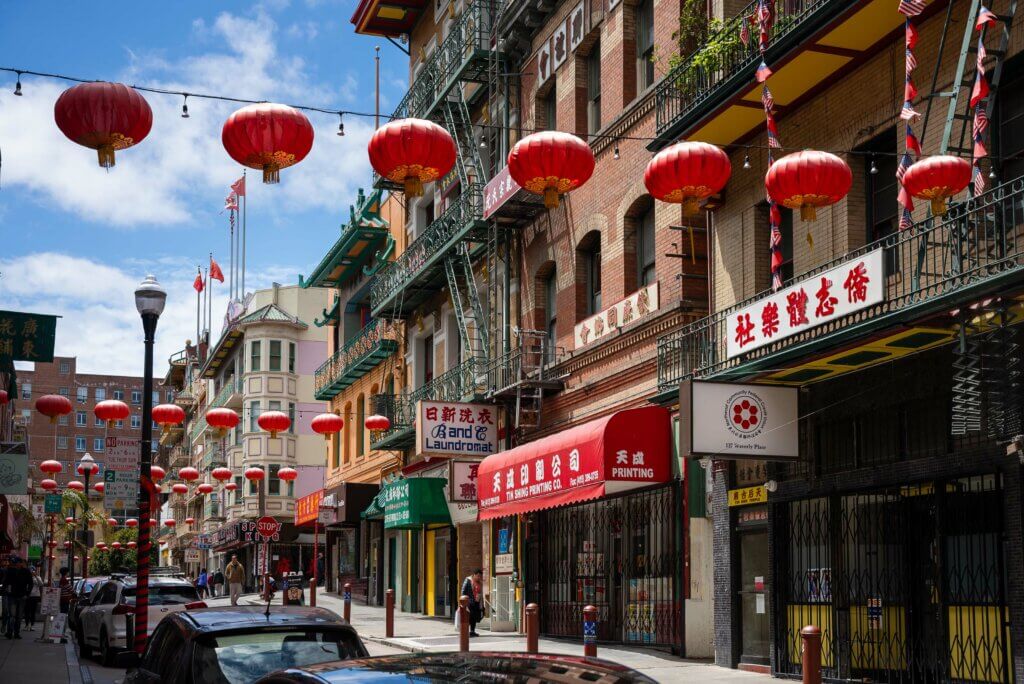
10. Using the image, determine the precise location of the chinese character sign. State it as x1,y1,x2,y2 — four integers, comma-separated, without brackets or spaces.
725,249,885,359
0,310,57,363
295,489,324,526
450,460,480,502
574,282,659,350
417,401,499,459
483,165,522,219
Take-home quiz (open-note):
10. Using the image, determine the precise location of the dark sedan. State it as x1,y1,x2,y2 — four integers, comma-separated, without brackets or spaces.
255,652,657,683
116,606,368,684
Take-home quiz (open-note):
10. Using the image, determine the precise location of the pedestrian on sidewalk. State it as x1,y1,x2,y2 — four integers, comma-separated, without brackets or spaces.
57,567,73,614
212,568,225,598
225,554,245,606
4,556,33,639
24,564,43,631
459,568,484,638
197,568,209,598
0,555,9,627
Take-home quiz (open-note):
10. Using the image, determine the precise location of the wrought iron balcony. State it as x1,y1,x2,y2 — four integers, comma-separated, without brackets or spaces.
201,445,227,471
657,176,1024,392
370,185,486,317
484,342,566,399
315,319,400,400
168,446,190,470
204,497,225,521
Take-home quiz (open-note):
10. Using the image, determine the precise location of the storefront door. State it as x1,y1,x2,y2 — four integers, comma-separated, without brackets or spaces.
739,530,770,666
387,536,397,591
369,537,379,602
434,530,449,617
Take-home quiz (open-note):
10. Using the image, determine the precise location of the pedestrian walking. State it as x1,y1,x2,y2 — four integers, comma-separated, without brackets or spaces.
212,568,225,598
197,568,209,598
58,567,74,614
225,554,245,606
459,568,484,638
0,556,9,627
4,556,33,639
24,564,43,631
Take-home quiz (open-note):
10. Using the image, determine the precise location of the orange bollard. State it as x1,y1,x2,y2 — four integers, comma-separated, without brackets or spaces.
801,625,822,684
525,603,539,654
385,589,395,638
310,578,317,607
343,582,352,623
458,595,471,652
583,605,598,658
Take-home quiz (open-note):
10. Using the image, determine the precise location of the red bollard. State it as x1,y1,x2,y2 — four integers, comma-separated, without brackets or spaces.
458,595,470,652
310,577,317,607
385,589,395,638
525,603,539,654
343,582,352,623
582,605,598,658
801,625,822,684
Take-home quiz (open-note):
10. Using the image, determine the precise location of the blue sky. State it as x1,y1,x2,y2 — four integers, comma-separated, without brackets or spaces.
0,0,407,375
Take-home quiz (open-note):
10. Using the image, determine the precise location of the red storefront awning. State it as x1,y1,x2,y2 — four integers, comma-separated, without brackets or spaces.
476,406,672,520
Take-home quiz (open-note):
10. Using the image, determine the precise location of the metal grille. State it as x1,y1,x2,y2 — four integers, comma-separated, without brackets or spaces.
538,485,678,647
774,475,1010,682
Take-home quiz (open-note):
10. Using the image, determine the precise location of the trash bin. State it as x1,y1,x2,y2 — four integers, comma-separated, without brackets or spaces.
283,571,305,606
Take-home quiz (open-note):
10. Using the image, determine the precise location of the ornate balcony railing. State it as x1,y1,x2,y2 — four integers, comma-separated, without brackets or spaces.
370,186,485,316
204,496,225,520
657,176,1024,390
653,0,843,142
314,319,400,400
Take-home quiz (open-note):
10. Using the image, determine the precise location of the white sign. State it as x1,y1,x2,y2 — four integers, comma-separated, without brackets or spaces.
41,587,60,616
105,437,140,472
551,21,568,71
47,613,66,642
104,469,137,512
575,282,659,349
184,549,201,563
416,401,498,458
449,461,480,503
690,381,799,460
536,40,552,86
0,452,28,495
726,249,885,359
483,165,521,220
494,553,514,575
568,2,585,52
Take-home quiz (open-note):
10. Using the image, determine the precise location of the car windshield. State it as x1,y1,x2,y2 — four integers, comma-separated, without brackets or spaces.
192,630,364,684
123,585,199,606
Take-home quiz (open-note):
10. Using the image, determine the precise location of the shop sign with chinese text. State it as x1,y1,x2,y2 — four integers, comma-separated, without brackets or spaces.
416,401,498,459
483,165,521,219
574,282,659,349
295,489,324,526
728,485,767,507
726,249,884,359
0,310,57,362
449,461,480,503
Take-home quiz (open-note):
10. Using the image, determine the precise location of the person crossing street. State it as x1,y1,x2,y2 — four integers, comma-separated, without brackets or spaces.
226,554,245,606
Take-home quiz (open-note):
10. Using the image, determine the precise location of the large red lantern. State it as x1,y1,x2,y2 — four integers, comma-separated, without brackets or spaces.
901,155,973,216
277,467,298,482
164,519,176,528
67,480,85,492
765,150,852,221
644,142,732,215
40,460,63,475
311,413,344,441
222,103,314,184
94,399,130,428
197,483,214,495
365,414,391,432
150,465,166,482
152,404,185,434
40,479,57,491
212,467,233,482
107,518,118,527
368,118,457,197
224,482,238,492
206,408,240,438
508,131,595,209
171,483,189,495
125,518,138,528
36,394,72,424
185,517,195,525
244,467,266,481
53,82,152,168
257,410,291,439
178,467,200,482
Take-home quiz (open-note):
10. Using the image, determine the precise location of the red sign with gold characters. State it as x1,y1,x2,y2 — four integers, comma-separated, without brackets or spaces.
294,489,324,526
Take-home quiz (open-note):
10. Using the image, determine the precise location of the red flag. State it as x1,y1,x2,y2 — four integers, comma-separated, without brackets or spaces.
193,271,204,293
210,257,225,283
231,176,246,197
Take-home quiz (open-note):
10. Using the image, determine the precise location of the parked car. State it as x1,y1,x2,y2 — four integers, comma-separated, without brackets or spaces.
68,576,109,633
78,575,204,665
255,653,657,683
116,606,367,683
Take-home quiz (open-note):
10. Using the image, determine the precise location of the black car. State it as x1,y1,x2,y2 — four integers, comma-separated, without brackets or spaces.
68,576,108,632
255,653,657,683
116,606,367,684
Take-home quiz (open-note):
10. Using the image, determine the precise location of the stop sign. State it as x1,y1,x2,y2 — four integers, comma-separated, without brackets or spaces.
256,516,281,540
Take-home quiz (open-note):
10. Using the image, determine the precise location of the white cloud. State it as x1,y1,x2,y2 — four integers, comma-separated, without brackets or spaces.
286,21,320,41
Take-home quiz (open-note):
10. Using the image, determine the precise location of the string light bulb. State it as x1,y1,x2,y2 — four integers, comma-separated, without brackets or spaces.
743,153,751,170
479,137,487,148
870,156,878,175
181,95,190,119
613,145,620,160
14,72,22,96
989,168,997,180
337,113,345,137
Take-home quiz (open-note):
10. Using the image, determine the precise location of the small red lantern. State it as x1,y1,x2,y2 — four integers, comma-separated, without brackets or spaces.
40,460,63,475
311,413,344,441
107,518,118,527
74,556,80,562
257,410,291,438
365,414,391,432
65,518,74,525
111,542,122,550
901,155,973,216
36,394,72,424
64,540,72,548
40,479,58,491
88,518,98,527
508,131,596,209
206,408,240,438
368,118,457,197
125,518,138,528
155,483,163,493
244,467,266,481
171,483,189,495
0,390,7,404
54,82,153,168
644,142,732,215
150,465,166,482
93,482,105,493
765,150,852,221
178,467,200,482
164,519,176,528
149,519,157,528
211,467,233,482
224,482,238,492
67,480,85,492
127,541,137,549
152,404,186,434
197,483,214,495
94,399,130,428
48,540,58,548
185,517,195,525
77,460,99,476
222,103,314,183
277,467,298,482
96,542,107,550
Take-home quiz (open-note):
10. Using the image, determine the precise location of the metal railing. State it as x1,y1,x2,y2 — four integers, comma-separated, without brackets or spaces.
370,186,484,313
314,319,400,398
201,445,227,471
168,446,190,470
657,176,1024,389
654,0,842,137
204,497,224,520
168,348,189,366
483,343,564,396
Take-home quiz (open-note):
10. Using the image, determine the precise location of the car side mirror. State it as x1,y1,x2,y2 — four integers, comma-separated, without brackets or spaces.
115,650,142,669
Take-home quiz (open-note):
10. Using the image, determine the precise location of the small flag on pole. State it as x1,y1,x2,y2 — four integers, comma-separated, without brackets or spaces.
224,192,238,212
231,175,246,197
898,0,926,17
210,257,225,283
193,271,204,293
976,6,998,29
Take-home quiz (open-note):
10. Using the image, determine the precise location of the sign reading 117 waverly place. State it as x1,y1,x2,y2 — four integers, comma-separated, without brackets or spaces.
416,400,499,459
726,249,885,359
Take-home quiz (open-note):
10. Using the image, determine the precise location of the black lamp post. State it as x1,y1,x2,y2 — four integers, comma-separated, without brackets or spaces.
133,274,166,654
78,452,97,581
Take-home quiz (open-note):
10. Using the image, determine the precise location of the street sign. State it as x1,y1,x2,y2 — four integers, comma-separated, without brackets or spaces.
256,516,281,540
184,549,201,563
105,437,140,472
104,469,136,511
0,310,58,363
44,494,62,514
195,533,211,550
41,587,59,616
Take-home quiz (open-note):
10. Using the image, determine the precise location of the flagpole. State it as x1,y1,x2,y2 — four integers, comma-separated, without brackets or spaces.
196,267,201,348
242,170,247,299
230,211,236,302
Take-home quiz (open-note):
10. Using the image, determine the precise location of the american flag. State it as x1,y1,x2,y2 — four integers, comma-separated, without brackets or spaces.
224,192,238,212
761,85,774,111
973,165,987,196
971,37,990,108
899,207,914,231
976,6,998,30
740,21,750,46
757,0,773,54
906,48,917,71
756,61,773,83
898,0,926,17
769,218,784,291
900,101,921,120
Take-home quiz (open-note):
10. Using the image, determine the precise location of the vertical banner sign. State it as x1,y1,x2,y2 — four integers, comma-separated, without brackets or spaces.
0,310,58,362
44,494,62,514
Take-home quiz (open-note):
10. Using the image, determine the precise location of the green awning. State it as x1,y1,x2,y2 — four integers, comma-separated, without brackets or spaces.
381,478,451,529
360,490,385,521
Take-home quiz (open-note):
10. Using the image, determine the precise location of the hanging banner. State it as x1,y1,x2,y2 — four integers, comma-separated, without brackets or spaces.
574,282,659,349
0,452,28,495
0,310,58,362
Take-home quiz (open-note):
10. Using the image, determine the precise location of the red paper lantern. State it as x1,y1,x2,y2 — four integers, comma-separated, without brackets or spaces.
277,467,298,482
94,399,130,428
153,404,186,434
222,103,314,183
178,467,200,482
111,542,121,550
150,465,166,482
36,394,72,424
224,482,238,492
164,519,176,528
644,142,732,215
48,541,57,548
901,155,973,216
154,483,163,493
77,460,99,476
107,518,118,527
0,390,8,404
311,413,344,441
40,460,63,475
244,467,266,481
211,467,233,482
368,118,457,197
257,410,291,438
185,517,195,525
127,541,137,549
67,480,85,492
54,82,153,168
508,131,596,209
206,408,240,437
96,543,107,550
197,483,214,495
93,482,105,493
765,150,852,221
88,518,98,527
40,479,58,491
125,518,138,528
64,518,74,525
74,556,80,562
172,483,188,495
149,519,157,528
365,414,391,431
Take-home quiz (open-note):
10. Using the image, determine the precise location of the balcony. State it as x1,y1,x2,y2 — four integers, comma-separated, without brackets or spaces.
188,379,243,442
201,445,227,471
204,497,225,521
651,0,911,150
370,186,486,317
656,177,1024,393
484,341,566,399
314,319,400,400
168,446,190,470
370,356,487,449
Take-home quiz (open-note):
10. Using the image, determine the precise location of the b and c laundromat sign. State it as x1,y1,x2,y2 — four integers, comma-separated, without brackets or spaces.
680,380,799,460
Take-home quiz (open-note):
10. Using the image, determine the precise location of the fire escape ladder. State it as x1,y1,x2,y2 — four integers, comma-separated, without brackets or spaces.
444,241,489,365
513,330,548,431
441,89,485,191
952,316,984,435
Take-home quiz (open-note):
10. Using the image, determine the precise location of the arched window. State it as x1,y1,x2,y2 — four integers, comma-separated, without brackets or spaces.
576,231,602,320
343,401,352,464
624,195,656,292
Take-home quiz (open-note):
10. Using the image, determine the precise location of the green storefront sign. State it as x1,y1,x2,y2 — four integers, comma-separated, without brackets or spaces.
0,310,58,362
379,478,451,529
44,494,63,514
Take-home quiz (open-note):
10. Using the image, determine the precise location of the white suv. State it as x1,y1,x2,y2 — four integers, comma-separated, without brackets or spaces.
78,576,204,665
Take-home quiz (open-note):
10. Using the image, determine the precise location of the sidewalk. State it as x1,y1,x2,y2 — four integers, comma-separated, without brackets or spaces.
215,591,766,683
0,629,81,684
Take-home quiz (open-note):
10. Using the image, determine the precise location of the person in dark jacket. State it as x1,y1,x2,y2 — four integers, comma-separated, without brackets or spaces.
459,568,484,638
4,556,33,639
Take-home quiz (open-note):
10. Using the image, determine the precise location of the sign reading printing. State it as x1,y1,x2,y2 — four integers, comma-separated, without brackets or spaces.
726,249,885,359
105,437,140,472
690,381,799,460
416,401,498,458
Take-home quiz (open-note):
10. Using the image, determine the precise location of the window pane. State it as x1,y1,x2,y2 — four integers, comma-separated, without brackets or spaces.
251,341,261,372
288,342,296,373
269,464,281,495
249,401,260,433
269,340,282,372
95,388,106,401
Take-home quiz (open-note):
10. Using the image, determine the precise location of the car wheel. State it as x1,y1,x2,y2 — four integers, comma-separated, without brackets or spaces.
77,627,92,659
100,630,115,667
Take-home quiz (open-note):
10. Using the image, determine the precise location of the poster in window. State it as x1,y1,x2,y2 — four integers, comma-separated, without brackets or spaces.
806,568,832,603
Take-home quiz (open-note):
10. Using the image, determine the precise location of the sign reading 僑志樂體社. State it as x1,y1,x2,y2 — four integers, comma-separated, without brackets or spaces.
682,380,799,461
416,401,499,459
726,249,885,359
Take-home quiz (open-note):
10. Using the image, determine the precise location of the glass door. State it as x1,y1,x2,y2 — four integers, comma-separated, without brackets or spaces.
740,530,770,665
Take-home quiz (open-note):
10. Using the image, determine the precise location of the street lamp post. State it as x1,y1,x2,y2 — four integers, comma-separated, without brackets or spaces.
133,275,166,654
78,452,97,581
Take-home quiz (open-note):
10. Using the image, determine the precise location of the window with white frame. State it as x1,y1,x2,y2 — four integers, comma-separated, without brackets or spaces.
131,415,141,429
77,387,87,403
113,390,124,401
93,438,105,452
288,342,296,373
75,436,86,452
21,382,31,399
95,387,106,401
94,415,104,427
76,411,87,427
60,360,70,374
131,390,141,404
250,340,261,372
269,340,282,372
57,435,68,450
58,414,69,426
